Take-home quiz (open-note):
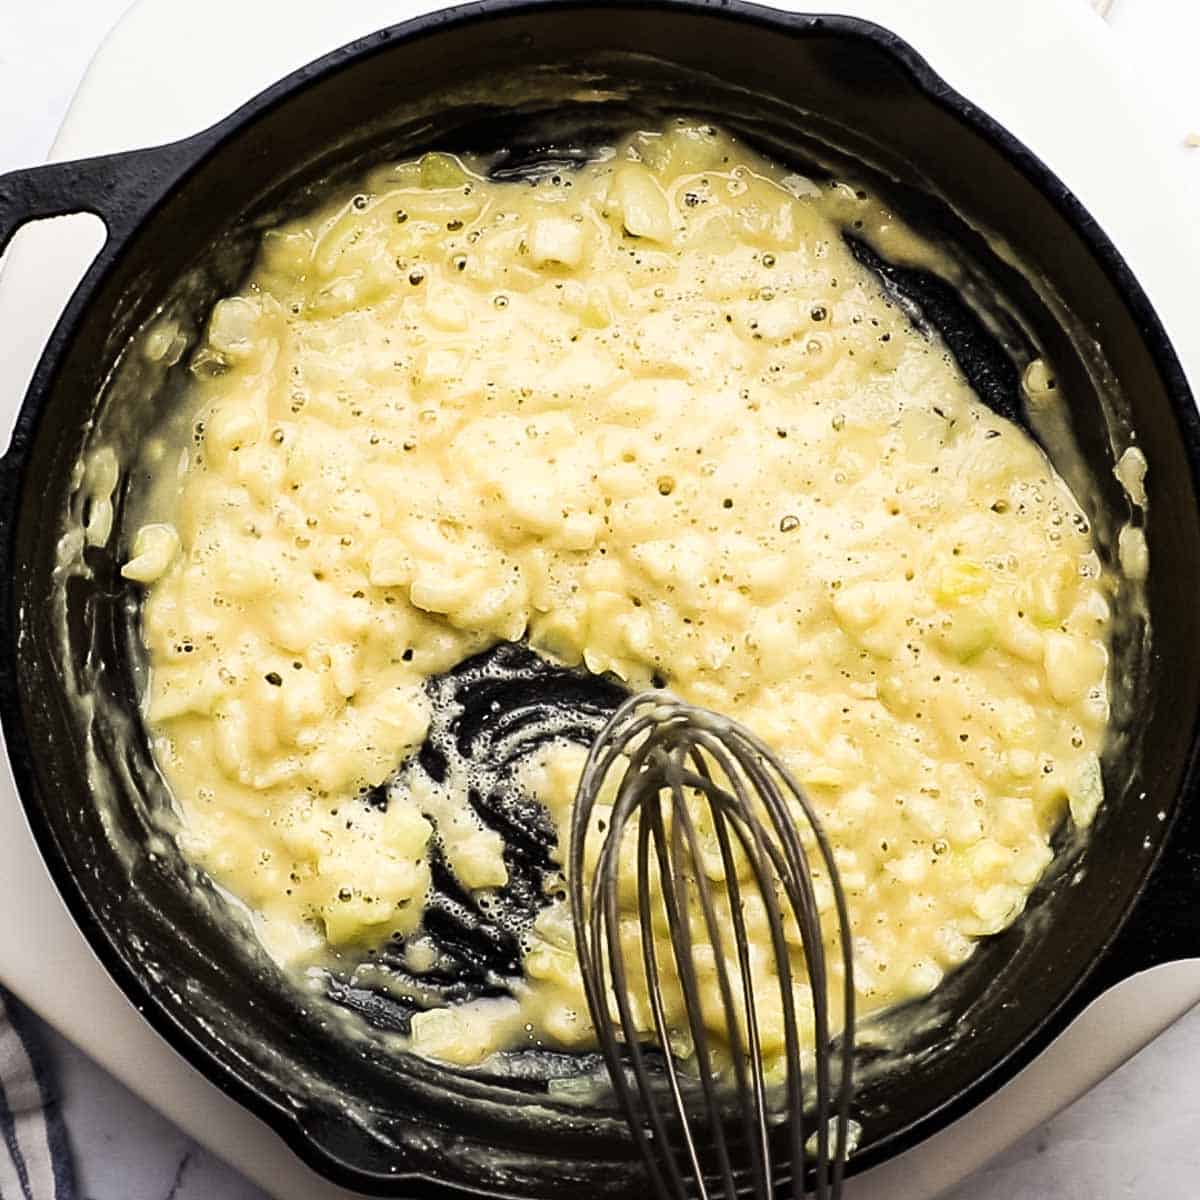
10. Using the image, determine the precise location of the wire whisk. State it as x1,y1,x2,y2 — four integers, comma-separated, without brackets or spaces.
568,693,856,1200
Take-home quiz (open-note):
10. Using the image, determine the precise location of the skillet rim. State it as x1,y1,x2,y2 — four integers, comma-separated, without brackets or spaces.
0,0,1197,1192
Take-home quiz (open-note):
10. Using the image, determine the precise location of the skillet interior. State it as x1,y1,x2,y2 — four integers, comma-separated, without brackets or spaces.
3,3,1199,1195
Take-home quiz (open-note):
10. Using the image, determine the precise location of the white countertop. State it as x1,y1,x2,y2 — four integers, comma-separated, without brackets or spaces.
2,1,1200,1198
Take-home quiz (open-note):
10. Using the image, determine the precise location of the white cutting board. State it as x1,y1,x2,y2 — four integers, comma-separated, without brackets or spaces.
1,2,1199,1198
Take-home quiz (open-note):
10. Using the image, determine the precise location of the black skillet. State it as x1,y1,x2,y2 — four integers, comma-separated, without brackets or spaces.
1,2,1198,1196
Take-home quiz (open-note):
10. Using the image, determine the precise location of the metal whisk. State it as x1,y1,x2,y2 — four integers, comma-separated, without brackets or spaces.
568,693,856,1200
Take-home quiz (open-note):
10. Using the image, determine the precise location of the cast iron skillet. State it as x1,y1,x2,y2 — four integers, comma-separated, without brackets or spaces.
1,1,1199,1195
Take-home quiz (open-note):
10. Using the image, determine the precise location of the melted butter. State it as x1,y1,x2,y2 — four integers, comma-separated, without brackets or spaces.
1118,525,1150,582
1116,446,1149,509
1115,447,1150,584
111,122,1122,1068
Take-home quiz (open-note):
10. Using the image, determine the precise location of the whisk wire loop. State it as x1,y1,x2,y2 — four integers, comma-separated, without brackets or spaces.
723,724,859,1191
588,740,683,1199
690,757,789,1200
709,732,835,1193
637,807,713,1200
646,777,737,1200
661,751,744,1200
568,694,856,1200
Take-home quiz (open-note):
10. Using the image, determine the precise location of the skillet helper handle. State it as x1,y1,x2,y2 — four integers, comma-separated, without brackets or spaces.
0,140,199,257
1081,796,1200,1003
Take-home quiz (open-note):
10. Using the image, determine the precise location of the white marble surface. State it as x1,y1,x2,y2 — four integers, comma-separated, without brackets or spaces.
2,1,1200,1198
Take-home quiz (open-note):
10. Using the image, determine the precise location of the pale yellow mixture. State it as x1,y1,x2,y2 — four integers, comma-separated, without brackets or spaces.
123,122,1111,1066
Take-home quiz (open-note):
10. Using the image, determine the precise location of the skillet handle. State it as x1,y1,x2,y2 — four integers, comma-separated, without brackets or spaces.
1078,789,1200,1003
0,140,200,258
